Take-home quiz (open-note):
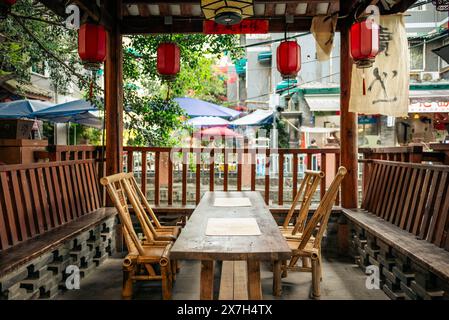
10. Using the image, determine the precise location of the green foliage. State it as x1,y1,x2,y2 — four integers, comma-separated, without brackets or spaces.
1,2,243,148
123,34,243,145
261,119,290,149
0,0,81,94
124,91,188,147
161,56,227,104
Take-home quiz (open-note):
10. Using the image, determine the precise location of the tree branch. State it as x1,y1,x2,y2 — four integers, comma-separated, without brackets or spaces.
11,14,103,93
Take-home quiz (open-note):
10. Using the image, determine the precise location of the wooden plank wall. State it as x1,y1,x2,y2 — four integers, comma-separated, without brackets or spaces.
0,160,101,251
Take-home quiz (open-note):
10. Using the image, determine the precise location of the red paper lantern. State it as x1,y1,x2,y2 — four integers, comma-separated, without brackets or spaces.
157,42,180,79
276,41,301,79
350,19,380,68
78,23,107,70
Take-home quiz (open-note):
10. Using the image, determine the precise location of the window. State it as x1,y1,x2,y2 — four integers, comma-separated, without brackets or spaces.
409,41,425,71
31,61,47,77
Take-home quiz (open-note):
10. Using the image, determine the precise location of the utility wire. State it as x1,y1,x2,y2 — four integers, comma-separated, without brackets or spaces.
229,72,340,103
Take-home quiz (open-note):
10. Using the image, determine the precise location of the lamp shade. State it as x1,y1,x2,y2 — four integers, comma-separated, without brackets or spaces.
201,0,254,25
157,42,181,79
350,19,380,68
277,41,301,79
78,23,107,70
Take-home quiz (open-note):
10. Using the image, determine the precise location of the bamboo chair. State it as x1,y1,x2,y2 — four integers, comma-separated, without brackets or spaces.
101,173,174,300
281,167,347,299
280,170,324,239
124,172,181,242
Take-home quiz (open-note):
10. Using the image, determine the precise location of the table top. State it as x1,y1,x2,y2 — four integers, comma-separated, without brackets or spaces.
170,191,292,261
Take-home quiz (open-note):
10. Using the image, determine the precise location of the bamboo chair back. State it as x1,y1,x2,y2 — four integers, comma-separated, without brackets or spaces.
283,170,324,234
100,173,147,256
297,167,347,251
126,173,163,229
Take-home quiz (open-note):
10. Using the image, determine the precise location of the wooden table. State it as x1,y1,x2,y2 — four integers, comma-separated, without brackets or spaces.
170,191,292,300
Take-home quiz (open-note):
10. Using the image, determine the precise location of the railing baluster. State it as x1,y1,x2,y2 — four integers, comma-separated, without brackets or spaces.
264,148,270,205
237,148,242,191
278,150,284,205
155,151,160,206
209,149,214,192
251,149,256,192
182,152,188,206
168,152,173,206
335,152,340,206
223,149,228,191
195,150,201,205
127,150,133,173
307,152,312,170
141,151,147,198
292,153,298,202
320,153,327,200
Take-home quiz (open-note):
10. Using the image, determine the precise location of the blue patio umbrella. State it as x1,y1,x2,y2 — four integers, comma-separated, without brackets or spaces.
174,97,240,119
32,99,97,118
0,99,54,118
46,111,103,129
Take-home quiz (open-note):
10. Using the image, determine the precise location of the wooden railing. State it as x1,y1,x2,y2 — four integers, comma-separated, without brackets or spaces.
34,145,103,162
123,146,340,206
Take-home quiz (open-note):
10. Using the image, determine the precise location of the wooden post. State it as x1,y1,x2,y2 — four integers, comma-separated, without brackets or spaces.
340,22,358,209
104,0,123,206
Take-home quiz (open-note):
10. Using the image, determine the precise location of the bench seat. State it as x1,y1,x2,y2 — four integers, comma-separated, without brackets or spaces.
0,207,116,278
343,208,449,283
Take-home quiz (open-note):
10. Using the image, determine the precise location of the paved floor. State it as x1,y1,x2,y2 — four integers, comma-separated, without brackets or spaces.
58,254,388,300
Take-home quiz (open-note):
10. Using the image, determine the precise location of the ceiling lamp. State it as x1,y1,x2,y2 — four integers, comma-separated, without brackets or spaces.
0,0,17,19
78,23,107,70
201,0,254,26
277,41,301,80
157,42,181,80
350,18,380,69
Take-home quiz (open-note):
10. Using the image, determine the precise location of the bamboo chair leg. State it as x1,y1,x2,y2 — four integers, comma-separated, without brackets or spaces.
122,266,135,300
302,257,311,268
311,257,320,299
161,264,172,300
171,260,177,282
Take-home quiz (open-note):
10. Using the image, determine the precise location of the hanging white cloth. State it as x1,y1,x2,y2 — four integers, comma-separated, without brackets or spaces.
349,14,410,117
310,14,338,61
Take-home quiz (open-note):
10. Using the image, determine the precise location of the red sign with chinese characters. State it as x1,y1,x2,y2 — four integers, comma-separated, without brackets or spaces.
203,20,269,34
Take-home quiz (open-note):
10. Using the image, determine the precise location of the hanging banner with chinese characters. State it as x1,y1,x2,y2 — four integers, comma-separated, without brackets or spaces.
349,15,409,117
310,15,338,61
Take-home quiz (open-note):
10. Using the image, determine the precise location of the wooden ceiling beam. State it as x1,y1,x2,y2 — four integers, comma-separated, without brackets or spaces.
138,4,150,17
122,1,334,4
121,16,314,34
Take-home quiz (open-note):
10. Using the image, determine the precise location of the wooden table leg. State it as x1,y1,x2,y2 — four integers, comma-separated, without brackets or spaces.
247,260,262,300
200,260,215,300
272,260,282,297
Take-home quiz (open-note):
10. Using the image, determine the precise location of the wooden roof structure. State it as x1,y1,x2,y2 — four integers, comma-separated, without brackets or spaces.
41,0,417,34
38,0,418,209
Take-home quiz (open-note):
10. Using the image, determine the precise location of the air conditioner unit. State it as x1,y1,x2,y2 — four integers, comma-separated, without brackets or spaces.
420,71,440,81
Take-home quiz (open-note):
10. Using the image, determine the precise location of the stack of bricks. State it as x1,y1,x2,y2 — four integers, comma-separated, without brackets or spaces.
348,221,448,300
0,216,117,300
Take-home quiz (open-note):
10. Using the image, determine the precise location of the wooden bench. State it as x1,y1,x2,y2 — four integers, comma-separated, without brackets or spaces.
0,160,117,300
218,261,249,300
343,160,449,300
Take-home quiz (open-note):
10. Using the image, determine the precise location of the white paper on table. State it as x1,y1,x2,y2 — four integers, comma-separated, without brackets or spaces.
205,218,261,236
213,197,252,207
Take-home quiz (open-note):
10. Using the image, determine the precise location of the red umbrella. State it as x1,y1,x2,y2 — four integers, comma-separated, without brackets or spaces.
194,126,242,139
